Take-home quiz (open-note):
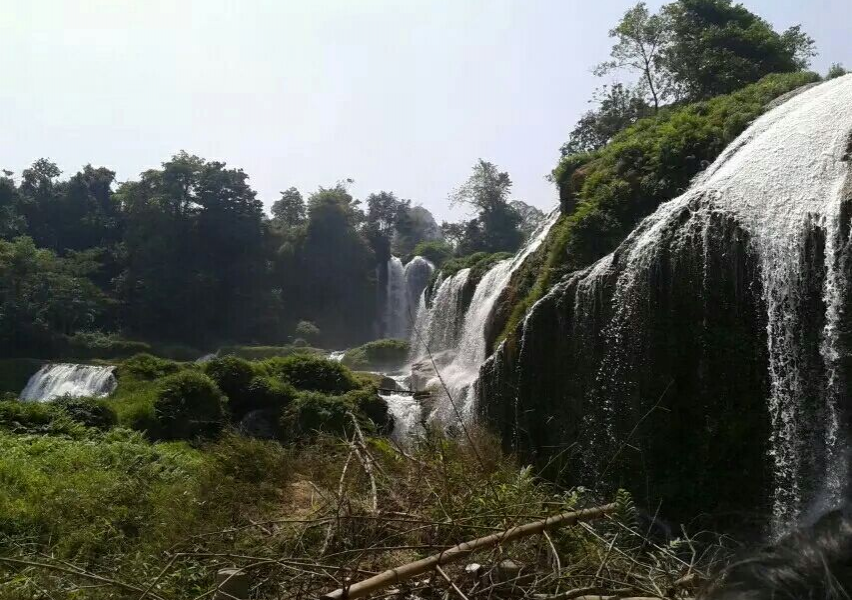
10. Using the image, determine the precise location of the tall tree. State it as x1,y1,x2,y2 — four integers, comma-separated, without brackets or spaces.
662,0,816,99
451,160,523,254
595,2,671,111
271,187,306,229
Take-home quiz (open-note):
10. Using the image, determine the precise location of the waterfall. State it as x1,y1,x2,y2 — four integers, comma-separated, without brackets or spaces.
481,75,852,535
21,364,118,402
382,256,435,340
383,257,410,340
410,211,560,422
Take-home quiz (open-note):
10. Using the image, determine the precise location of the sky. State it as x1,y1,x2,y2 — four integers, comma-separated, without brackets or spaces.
1,1,849,222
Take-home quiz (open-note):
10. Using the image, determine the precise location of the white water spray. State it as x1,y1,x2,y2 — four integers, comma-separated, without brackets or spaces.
21,364,117,402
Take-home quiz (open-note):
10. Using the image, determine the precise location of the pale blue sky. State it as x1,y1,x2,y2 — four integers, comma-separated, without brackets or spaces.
1,0,848,221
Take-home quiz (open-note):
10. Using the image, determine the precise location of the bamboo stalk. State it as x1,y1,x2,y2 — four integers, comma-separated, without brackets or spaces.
321,503,616,600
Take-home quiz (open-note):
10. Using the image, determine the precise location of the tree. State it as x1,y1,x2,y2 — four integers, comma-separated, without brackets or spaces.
828,63,848,80
273,185,377,346
450,160,524,254
116,152,270,344
561,84,652,156
662,0,816,99
271,187,305,229
510,201,545,238
595,2,671,111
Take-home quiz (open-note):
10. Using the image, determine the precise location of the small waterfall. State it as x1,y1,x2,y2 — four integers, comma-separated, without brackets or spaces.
21,364,118,402
328,350,346,362
410,211,560,422
384,393,424,443
404,256,435,320
382,256,435,340
481,75,852,535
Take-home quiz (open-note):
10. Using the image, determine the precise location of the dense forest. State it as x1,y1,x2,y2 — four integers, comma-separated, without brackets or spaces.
0,154,542,355
1,0,851,598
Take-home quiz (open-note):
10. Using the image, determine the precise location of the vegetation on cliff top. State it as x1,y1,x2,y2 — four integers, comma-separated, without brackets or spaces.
497,70,820,345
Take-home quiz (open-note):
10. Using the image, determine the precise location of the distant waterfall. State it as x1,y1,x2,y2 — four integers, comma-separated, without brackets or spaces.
410,211,559,421
382,256,434,339
481,75,852,535
21,364,117,402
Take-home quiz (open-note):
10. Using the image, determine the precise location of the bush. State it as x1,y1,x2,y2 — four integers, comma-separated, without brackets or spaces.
294,320,321,342
203,356,256,413
345,388,393,434
342,339,410,371
217,345,322,360
63,332,152,360
411,240,453,268
280,391,354,441
441,251,513,283
245,376,297,412
52,396,118,430
154,371,226,440
118,353,181,380
0,399,89,437
263,354,358,394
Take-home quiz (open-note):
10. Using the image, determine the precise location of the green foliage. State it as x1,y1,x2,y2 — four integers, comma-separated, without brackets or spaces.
52,396,118,430
449,160,524,255
595,2,670,110
442,251,513,282
345,387,393,435
561,84,653,155
828,63,848,80
280,391,355,441
263,354,359,394
154,371,226,440
342,338,410,371
662,0,816,99
217,345,322,360
245,375,297,412
294,320,321,342
203,355,256,412
63,331,152,359
0,237,105,357
411,240,453,268
270,186,305,229
118,353,181,380
503,72,819,343
0,400,89,437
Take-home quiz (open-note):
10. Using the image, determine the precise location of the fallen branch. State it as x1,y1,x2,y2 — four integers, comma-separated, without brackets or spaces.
321,503,616,600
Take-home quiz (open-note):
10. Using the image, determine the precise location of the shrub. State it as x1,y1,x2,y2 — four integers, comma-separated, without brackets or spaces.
245,376,297,412
154,371,226,440
0,399,89,437
52,396,118,430
263,354,358,394
63,332,152,360
345,388,392,434
294,320,321,342
280,391,354,442
411,240,453,268
441,251,513,283
119,353,181,380
217,345,321,360
203,356,256,413
342,339,410,371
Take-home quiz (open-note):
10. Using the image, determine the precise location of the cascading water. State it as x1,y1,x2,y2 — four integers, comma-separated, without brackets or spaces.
409,211,560,422
479,75,852,535
21,364,118,402
382,256,434,340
